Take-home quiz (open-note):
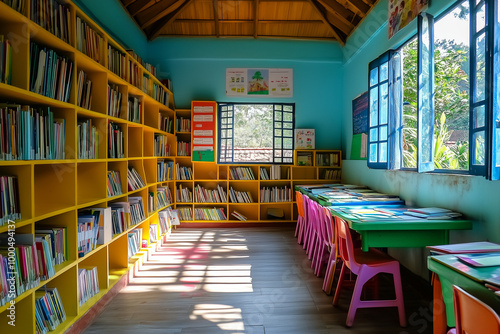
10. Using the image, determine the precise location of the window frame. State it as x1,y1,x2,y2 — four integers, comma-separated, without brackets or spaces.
368,0,498,178
216,102,295,165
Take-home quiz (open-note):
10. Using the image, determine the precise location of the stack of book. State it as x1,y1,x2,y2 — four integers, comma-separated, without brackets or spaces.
35,227,67,279
35,287,66,333
76,70,92,110
127,228,142,258
128,96,141,123
108,122,124,158
129,196,145,225
78,266,99,306
177,207,192,221
194,184,227,203
86,207,112,245
229,167,255,180
158,207,180,230
77,213,99,258
157,160,174,181
0,175,20,224
228,187,254,203
30,42,73,103
194,207,227,221
76,16,103,63
260,186,292,203
154,134,170,157
156,186,172,208
316,152,339,166
107,83,122,118
127,50,156,76
0,35,12,84
107,170,122,197
109,202,131,235
128,59,140,88
404,207,462,220
231,211,247,221
260,167,270,180
31,0,70,43
1,0,23,12
148,192,155,213
152,82,169,106
142,74,151,94
159,113,173,133
176,184,193,202
176,163,193,180
149,223,158,243
77,118,98,159
0,105,66,160
177,141,190,156
108,44,126,79
127,167,145,191
176,117,190,132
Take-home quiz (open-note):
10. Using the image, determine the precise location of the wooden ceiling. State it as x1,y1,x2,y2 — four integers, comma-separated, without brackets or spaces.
119,0,378,45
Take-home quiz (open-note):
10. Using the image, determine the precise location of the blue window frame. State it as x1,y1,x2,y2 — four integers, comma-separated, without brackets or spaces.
368,0,500,179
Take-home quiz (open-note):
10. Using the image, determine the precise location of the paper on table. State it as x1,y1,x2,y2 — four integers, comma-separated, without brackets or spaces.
457,253,500,267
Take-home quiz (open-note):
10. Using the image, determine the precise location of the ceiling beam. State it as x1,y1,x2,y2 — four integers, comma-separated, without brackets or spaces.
317,0,355,30
254,0,259,38
345,0,370,14
213,0,220,37
128,0,156,16
121,0,136,7
147,0,194,40
174,18,325,23
317,0,356,20
138,0,181,29
306,0,345,44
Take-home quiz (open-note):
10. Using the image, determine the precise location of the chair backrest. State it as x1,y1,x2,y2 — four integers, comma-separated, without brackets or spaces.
295,191,306,220
323,208,335,247
453,285,500,334
334,216,360,274
304,196,317,228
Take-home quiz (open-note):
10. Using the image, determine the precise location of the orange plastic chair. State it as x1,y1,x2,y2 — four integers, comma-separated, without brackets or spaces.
295,191,307,244
447,285,500,334
332,216,406,327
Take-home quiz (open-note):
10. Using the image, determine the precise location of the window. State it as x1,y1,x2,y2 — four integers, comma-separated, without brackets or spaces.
368,0,500,179
217,103,295,164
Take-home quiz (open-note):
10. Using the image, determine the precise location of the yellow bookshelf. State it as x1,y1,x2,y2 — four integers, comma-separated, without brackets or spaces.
0,1,176,333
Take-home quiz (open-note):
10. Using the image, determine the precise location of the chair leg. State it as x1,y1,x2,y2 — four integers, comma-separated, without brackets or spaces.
322,252,338,294
393,268,407,327
333,262,346,306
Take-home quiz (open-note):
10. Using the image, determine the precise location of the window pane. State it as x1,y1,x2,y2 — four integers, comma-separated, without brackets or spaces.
222,129,227,137
476,3,485,32
379,142,388,163
275,111,282,121
228,129,232,137
275,121,282,129
283,105,292,112
370,87,379,126
275,137,282,149
274,150,282,157
380,125,388,141
275,105,282,111
283,112,293,122
284,150,293,157
369,143,378,162
402,38,418,168
473,131,485,165
433,1,470,170
283,129,293,137
283,138,292,149
475,33,486,101
283,122,293,129
380,82,388,124
370,128,378,141
496,127,500,167
473,105,485,128
370,68,378,86
380,62,389,81
222,106,227,111
275,129,282,136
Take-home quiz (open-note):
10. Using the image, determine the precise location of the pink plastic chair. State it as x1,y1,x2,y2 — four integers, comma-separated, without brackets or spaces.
294,191,307,244
447,285,500,334
312,204,331,277
333,216,407,327
322,208,340,294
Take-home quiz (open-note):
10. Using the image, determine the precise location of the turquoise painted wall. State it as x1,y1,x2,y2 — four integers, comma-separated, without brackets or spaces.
148,38,344,149
341,0,500,277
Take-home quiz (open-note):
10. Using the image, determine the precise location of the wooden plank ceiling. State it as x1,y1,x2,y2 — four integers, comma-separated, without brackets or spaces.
119,0,378,45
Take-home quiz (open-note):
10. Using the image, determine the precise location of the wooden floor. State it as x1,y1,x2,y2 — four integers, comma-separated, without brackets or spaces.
83,227,434,334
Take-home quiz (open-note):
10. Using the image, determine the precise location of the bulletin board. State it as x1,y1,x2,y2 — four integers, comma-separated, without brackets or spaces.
191,101,217,162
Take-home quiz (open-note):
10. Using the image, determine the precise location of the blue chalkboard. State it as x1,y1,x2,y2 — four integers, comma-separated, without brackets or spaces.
352,92,369,135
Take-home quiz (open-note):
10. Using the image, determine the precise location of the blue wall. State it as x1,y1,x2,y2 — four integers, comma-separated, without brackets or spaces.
341,0,500,277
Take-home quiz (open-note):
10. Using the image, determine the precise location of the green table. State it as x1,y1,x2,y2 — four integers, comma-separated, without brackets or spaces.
331,209,472,251
428,254,500,333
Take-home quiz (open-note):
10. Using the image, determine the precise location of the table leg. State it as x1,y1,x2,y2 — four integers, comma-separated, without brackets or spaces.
432,273,448,334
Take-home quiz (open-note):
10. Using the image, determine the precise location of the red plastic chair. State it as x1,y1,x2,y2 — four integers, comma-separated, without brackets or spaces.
333,216,406,327
295,191,307,244
447,285,500,334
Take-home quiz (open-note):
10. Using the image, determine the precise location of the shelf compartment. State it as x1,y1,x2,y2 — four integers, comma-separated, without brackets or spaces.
128,126,143,158
0,21,29,90
108,233,129,276
107,161,127,197
76,115,107,160
218,165,228,180
36,210,77,263
291,166,317,180
35,163,76,217
77,161,106,205
229,204,259,221
0,164,33,222
143,158,157,184
0,289,34,334
79,246,109,292
75,63,107,114
259,203,293,221
228,182,258,203
194,162,217,180
143,100,158,129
